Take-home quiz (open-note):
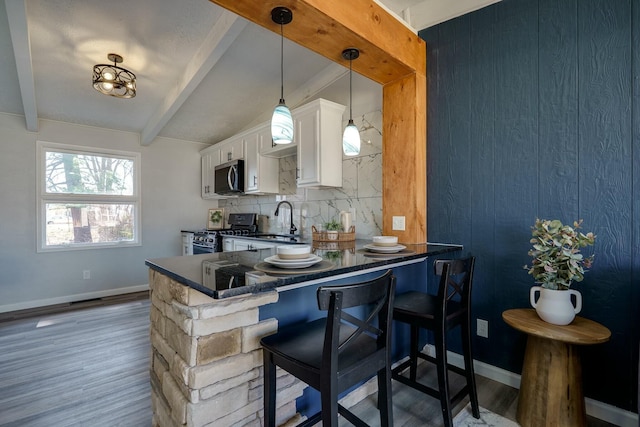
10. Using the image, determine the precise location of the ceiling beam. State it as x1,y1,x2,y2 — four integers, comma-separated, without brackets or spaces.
140,11,247,146
209,0,428,243
5,0,38,132
208,0,425,85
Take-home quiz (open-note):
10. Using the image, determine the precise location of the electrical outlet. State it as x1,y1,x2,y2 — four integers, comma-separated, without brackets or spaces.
83,270,90,280
477,319,488,338
392,216,405,231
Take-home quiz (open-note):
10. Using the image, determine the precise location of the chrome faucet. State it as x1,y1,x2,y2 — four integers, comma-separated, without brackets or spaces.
274,201,297,235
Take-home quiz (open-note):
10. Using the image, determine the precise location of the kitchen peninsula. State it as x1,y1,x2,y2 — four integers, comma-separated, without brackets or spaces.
146,242,461,427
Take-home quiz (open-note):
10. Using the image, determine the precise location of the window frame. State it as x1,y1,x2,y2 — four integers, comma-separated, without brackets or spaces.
37,141,142,252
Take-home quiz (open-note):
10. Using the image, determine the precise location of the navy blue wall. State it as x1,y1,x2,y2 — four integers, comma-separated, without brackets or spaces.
420,0,640,411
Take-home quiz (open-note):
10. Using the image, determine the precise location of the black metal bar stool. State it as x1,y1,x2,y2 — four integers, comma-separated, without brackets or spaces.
260,270,396,427
391,257,479,427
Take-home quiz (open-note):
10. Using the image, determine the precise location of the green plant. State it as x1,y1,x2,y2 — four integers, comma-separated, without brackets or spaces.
524,219,596,290
325,219,342,231
325,250,342,261
210,210,222,223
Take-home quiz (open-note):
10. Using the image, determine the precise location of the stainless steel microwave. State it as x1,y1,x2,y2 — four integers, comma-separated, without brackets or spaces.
214,159,245,195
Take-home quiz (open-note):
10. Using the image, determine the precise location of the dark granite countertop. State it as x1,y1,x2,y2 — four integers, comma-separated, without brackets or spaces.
145,240,462,299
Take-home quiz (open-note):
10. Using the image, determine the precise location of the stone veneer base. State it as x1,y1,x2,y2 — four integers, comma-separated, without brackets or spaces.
148,269,307,427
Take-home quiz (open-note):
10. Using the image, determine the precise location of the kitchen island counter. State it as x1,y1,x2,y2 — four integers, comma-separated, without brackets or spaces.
146,240,462,426
145,240,462,299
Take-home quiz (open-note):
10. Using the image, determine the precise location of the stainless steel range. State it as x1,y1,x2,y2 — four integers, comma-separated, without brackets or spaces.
191,213,257,254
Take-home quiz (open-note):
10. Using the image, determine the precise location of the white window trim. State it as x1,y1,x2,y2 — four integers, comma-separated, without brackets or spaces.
37,141,142,252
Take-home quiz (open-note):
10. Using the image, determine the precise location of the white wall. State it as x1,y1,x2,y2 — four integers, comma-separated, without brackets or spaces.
0,113,216,312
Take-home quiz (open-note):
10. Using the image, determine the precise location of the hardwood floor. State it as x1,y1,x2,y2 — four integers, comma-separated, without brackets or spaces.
0,298,152,426
0,297,616,427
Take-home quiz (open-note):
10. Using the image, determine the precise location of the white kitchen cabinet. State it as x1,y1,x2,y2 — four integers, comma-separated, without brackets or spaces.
200,135,244,199
295,99,346,188
201,149,220,198
245,123,280,194
219,136,244,163
222,237,278,255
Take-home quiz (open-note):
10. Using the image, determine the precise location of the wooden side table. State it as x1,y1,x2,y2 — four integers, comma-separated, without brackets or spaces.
502,308,610,427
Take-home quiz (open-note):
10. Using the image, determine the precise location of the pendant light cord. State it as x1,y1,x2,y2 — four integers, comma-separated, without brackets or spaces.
280,22,284,101
349,56,353,120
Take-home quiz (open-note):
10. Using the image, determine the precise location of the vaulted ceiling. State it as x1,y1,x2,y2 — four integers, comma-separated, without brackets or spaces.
0,0,500,145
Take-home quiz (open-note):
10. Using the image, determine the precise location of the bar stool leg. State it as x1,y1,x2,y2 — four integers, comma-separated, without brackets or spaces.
263,352,277,427
377,366,393,427
434,327,453,427
410,324,419,381
461,316,480,417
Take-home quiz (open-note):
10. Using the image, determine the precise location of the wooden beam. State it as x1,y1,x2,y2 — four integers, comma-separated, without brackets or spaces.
209,0,428,243
382,73,427,242
208,0,425,85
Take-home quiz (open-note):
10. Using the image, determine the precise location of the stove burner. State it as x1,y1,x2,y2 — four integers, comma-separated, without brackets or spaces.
191,213,258,253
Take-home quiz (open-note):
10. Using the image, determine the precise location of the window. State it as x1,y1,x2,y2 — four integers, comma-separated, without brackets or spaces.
37,141,141,251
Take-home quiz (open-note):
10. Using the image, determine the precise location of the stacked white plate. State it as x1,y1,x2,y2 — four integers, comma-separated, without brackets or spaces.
264,254,323,269
364,236,406,253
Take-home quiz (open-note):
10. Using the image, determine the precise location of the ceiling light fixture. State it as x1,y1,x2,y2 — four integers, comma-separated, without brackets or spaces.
93,53,136,99
342,48,360,156
270,7,294,145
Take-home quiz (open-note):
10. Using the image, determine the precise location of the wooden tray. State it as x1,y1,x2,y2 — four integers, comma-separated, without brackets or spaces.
357,248,415,257
312,225,355,242
253,260,335,275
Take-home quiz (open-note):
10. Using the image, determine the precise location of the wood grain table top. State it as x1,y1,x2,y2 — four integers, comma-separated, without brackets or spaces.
502,308,611,345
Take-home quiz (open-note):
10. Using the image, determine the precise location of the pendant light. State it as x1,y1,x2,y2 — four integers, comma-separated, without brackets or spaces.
93,53,136,99
271,7,294,145
342,48,360,156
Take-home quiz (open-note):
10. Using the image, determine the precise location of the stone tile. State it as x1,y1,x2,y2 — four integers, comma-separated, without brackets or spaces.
199,369,260,401
153,351,169,387
171,300,200,320
197,328,241,365
193,308,259,336
162,371,188,425
241,318,277,353
150,305,166,337
275,400,298,427
186,288,216,306
166,318,197,366
183,352,257,390
150,327,177,369
211,399,261,427
165,304,194,335
198,292,278,319
187,383,249,426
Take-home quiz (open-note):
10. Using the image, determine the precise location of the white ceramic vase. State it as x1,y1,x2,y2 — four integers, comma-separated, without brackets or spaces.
530,286,582,326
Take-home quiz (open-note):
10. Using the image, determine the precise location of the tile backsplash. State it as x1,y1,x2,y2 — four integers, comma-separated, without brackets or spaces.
219,110,383,239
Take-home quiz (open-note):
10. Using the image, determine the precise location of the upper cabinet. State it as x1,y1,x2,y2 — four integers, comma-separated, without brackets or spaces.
201,149,220,198
200,98,346,198
219,136,244,163
295,99,345,188
245,123,280,194
201,137,243,200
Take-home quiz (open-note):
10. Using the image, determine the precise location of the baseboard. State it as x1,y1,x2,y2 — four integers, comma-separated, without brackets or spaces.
423,344,639,427
0,284,150,314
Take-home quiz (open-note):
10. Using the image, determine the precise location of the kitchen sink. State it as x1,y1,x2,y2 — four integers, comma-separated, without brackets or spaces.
253,234,300,243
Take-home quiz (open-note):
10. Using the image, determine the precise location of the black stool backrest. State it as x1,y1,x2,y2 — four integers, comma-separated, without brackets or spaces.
434,257,475,322
317,270,396,372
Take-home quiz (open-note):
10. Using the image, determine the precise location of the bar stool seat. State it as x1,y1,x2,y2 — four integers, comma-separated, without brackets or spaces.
391,257,479,427
261,270,396,427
